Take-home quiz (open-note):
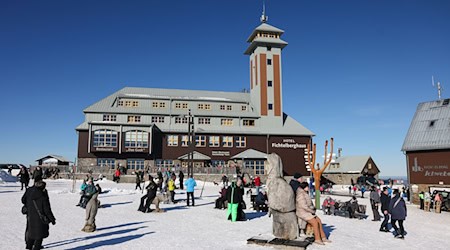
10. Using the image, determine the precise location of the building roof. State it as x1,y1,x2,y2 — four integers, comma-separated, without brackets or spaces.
402,99,450,151
231,149,267,159
178,151,211,160
324,155,373,174
36,155,71,163
246,23,285,42
77,87,315,136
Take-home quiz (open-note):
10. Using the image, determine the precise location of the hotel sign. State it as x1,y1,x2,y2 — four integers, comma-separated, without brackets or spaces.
93,147,115,152
411,158,450,177
272,139,307,150
212,151,230,156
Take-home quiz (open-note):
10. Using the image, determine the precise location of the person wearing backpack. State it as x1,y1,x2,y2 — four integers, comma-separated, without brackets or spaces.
389,189,407,239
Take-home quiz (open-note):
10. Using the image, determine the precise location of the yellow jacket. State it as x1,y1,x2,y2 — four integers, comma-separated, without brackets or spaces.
168,179,175,191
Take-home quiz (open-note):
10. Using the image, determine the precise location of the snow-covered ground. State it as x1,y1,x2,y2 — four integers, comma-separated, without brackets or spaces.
1,178,449,250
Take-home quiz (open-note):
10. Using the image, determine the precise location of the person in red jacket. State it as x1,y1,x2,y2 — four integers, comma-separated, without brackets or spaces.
322,197,335,215
254,176,261,194
113,168,121,183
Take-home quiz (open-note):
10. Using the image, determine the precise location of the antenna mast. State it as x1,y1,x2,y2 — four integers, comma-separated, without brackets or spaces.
432,75,443,100
260,0,268,23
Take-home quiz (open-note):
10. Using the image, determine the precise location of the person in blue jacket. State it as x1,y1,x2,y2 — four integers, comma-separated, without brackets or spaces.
184,175,197,206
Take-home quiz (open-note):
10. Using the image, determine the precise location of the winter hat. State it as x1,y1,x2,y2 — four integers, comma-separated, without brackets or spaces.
294,173,303,179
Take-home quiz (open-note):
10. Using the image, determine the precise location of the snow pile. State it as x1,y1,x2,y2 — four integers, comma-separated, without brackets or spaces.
0,169,17,182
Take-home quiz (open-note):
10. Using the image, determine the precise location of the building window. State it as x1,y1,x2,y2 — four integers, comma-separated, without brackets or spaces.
118,100,124,106
155,159,173,169
175,102,188,109
132,101,139,107
124,100,138,107
167,135,179,147
242,106,247,111
222,136,233,147
220,105,225,110
159,102,166,108
245,160,265,175
97,158,115,169
125,130,148,148
93,129,118,147
226,105,232,111
267,59,272,65
127,116,141,123
268,104,273,110
268,80,272,87
152,116,165,123
235,136,246,148
181,135,191,147
195,135,206,147
198,103,211,110
127,159,145,170
103,114,117,122
152,102,158,108
211,160,226,167
243,120,255,127
267,46,272,51
175,117,188,124
198,118,211,125
209,136,220,147
221,119,233,126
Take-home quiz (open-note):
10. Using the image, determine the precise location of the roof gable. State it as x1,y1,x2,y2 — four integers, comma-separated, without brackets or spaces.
402,99,450,151
324,155,372,173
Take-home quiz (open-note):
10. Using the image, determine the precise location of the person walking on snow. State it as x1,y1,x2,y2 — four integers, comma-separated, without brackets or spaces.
178,170,185,190
226,181,243,222
135,171,142,190
17,166,30,190
168,175,176,203
370,186,381,221
389,189,407,239
185,175,197,206
379,187,391,232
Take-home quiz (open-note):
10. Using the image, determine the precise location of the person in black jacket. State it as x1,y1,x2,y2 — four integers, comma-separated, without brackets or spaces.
389,189,407,239
289,173,303,196
135,171,142,190
379,187,391,232
22,181,56,250
32,167,43,183
178,170,184,190
17,166,30,190
138,176,158,213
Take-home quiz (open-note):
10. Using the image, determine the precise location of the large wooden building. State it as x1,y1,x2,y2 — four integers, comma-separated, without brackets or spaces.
402,98,450,204
76,18,315,176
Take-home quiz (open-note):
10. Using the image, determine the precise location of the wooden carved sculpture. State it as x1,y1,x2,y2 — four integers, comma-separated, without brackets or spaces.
306,138,334,209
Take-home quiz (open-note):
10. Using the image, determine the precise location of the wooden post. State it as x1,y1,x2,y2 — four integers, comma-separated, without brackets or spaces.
307,138,334,209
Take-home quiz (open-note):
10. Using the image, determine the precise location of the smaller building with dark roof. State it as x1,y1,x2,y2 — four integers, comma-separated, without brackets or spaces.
323,155,380,185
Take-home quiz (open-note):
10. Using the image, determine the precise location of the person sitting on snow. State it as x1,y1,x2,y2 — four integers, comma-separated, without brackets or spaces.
322,196,335,215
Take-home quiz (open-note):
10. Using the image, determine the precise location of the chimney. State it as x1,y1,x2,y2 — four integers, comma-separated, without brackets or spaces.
338,148,342,158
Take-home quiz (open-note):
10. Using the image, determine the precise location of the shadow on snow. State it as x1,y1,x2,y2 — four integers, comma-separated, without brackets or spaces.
245,211,268,220
100,201,133,208
65,232,154,250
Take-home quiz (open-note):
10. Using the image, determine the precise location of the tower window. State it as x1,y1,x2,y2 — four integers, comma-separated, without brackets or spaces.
268,104,273,110
267,46,272,51
267,59,272,65
268,81,272,87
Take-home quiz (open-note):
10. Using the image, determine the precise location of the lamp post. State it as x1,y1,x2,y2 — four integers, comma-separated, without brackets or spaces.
187,109,195,177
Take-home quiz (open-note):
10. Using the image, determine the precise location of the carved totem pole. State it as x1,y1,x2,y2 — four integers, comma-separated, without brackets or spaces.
306,138,334,209
266,153,298,240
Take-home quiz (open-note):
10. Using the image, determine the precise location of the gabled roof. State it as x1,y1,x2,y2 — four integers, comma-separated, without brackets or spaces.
178,151,211,160
247,23,285,42
36,155,71,163
324,155,372,174
231,149,267,159
402,99,450,151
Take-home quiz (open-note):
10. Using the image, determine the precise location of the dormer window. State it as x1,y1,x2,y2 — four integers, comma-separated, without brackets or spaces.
429,120,436,127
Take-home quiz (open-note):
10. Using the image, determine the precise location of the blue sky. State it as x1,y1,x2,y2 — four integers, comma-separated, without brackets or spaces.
1,0,449,176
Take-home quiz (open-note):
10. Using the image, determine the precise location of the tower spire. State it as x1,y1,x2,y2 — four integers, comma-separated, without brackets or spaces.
260,0,268,23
